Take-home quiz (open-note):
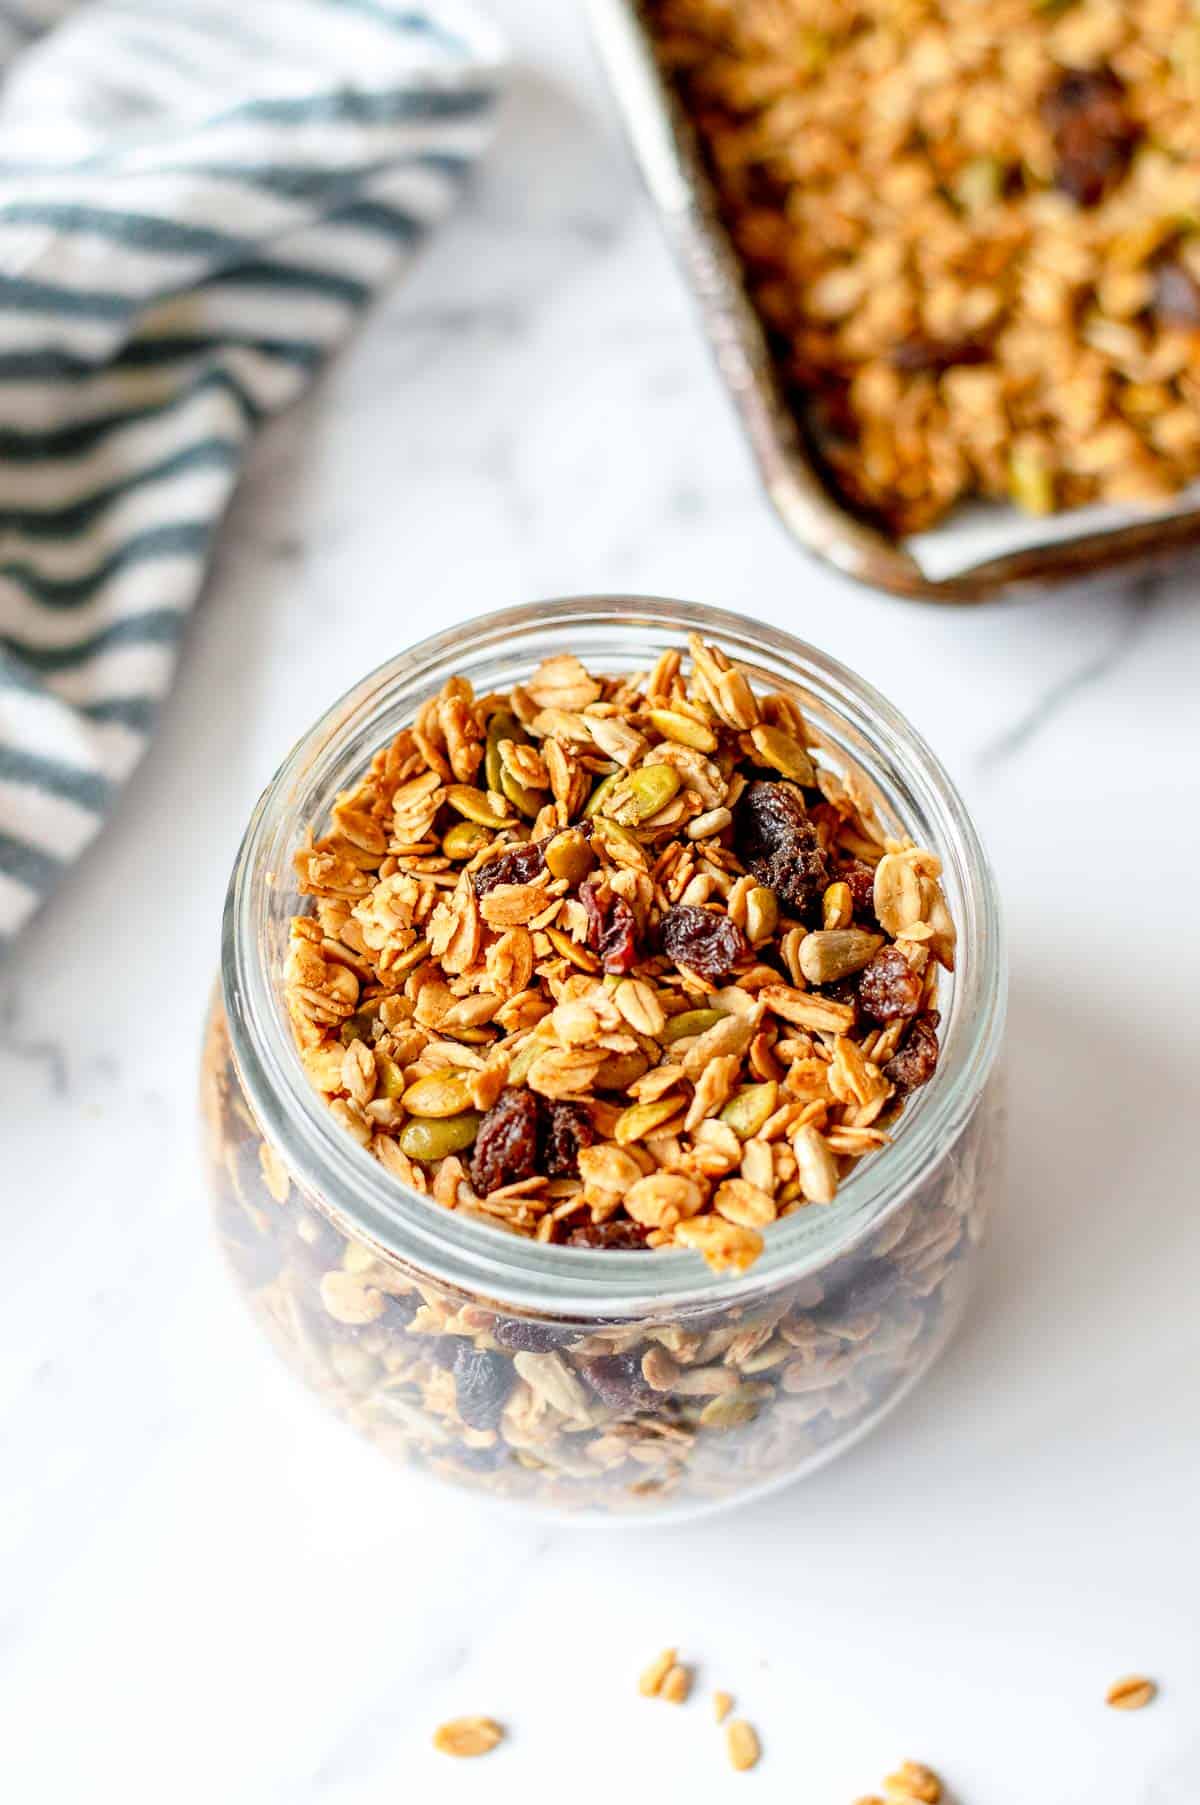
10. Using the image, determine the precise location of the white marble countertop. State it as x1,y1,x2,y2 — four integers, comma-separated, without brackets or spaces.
3,6,1198,1801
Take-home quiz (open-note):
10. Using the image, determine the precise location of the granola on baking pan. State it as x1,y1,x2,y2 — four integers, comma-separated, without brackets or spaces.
648,0,1200,533
282,636,954,1272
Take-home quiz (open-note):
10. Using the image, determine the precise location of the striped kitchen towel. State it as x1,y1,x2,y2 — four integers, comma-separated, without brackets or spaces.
0,0,505,945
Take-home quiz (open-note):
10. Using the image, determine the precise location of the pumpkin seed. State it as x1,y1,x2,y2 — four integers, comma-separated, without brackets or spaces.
822,880,853,930
484,709,528,794
744,884,778,946
660,1007,725,1045
339,998,382,1046
544,925,599,971
506,1039,544,1086
582,772,620,818
445,784,510,828
620,762,681,823
398,1111,481,1162
544,827,594,885
699,1387,764,1429
499,765,543,819
443,818,492,861
614,1095,684,1144
749,722,816,786
648,707,717,752
797,928,884,985
402,1070,475,1117
375,1054,407,1099
720,1082,778,1140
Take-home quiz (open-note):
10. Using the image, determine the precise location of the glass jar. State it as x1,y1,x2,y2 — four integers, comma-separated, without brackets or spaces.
201,596,1006,1521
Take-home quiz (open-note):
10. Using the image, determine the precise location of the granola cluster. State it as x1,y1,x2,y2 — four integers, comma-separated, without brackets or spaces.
649,0,1200,532
283,636,955,1274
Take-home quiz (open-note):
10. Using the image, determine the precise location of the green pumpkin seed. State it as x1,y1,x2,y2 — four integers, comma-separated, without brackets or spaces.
402,1070,475,1117
614,763,681,825
339,998,382,1046
660,1007,725,1045
614,1095,683,1144
443,818,493,861
744,885,778,946
499,764,544,819
445,784,511,828
544,925,599,972
647,707,717,752
720,1083,778,1140
398,1111,481,1162
822,881,853,930
506,1041,543,1086
582,772,620,818
484,710,529,794
375,1055,407,1099
1009,443,1054,515
544,827,594,885
749,723,816,786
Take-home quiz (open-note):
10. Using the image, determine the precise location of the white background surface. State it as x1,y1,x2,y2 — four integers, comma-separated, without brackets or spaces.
3,5,1198,1801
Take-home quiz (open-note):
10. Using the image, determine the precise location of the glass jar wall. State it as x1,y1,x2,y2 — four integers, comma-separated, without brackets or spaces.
202,597,1006,1521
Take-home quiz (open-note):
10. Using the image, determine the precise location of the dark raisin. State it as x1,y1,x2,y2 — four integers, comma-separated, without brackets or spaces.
659,904,747,983
469,1086,542,1194
380,1290,421,1331
1152,258,1200,329
579,878,639,974
858,945,924,1022
890,336,990,374
542,1101,595,1178
450,1440,506,1473
452,1342,516,1431
735,780,830,923
838,860,880,927
883,1011,941,1092
566,1219,651,1250
472,838,545,898
578,1351,655,1410
492,1318,569,1353
423,1335,464,1370
1040,67,1137,207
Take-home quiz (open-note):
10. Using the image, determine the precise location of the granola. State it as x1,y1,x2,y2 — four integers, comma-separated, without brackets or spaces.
648,0,1200,533
281,636,954,1273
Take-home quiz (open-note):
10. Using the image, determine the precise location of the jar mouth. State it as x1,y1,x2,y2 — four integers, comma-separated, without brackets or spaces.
224,595,1006,1317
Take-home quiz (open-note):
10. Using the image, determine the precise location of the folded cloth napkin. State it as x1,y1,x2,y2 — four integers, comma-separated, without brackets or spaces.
0,0,505,946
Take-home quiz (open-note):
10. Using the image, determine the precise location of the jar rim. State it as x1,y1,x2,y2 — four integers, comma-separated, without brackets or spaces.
223,595,1006,1317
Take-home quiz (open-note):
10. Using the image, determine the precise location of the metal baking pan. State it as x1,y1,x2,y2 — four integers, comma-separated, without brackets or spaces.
586,0,1200,602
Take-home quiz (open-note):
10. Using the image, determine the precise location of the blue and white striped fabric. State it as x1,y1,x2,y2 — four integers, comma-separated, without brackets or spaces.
0,0,505,945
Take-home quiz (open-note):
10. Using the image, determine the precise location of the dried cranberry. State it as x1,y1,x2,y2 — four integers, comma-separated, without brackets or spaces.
472,838,545,898
578,1351,655,1410
1040,67,1137,207
890,336,989,374
469,1086,542,1194
492,1318,568,1353
659,904,747,982
566,1219,650,1250
858,945,923,1022
736,780,829,923
838,859,879,927
579,878,639,974
883,1011,941,1092
452,1343,515,1431
1152,258,1200,329
543,1101,595,1178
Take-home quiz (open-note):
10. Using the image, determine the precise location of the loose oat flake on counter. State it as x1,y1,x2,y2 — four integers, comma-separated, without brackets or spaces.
282,635,955,1274
648,0,1200,533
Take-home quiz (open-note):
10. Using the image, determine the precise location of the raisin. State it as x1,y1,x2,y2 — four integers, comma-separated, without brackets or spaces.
492,1318,568,1353
472,838,545,898
890,336,990,374
380,1291,421,1331
736,780,830,923
838,859,879,927
579,878,639,974
1152,258,1200,329
1040,67,1136,207
469,1086,542,1194
566,1219,650,1250
578,1351,655,1410
452,1343,516,1431
543,1100,595,1178
858,945,923,1022
659,904,747,982
883,1011,941,1092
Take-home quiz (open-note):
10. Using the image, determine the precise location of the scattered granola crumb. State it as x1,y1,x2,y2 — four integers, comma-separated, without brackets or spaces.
639,1647,678,1698
432,1716,505,1758
660,1663,693,1705
884,1761,943,1803
1106,1675,1157,1711
726,1719,761,1772
713,1689,734,1724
